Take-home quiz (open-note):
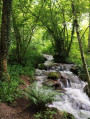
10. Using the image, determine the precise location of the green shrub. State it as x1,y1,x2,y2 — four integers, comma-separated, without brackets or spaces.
25,82,58,109
48,72,60,80
0,65,24,103
9,46,45,67
8,46,45,78
8,64,35,77
0,80,21,102
34,108,56,119
26,51,45,68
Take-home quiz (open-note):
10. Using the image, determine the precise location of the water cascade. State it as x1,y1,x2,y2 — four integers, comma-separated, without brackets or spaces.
35,54,90,119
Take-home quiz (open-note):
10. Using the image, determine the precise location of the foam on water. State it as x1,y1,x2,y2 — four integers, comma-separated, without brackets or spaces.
36,54,90,119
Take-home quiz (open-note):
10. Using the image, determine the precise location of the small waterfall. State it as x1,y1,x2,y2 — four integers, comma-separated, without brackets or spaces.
35,54,90,119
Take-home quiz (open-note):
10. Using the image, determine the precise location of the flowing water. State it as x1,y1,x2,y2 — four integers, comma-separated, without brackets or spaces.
35,54,90,119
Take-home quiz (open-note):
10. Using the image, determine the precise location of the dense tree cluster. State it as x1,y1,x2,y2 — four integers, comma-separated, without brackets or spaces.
0,0,90,85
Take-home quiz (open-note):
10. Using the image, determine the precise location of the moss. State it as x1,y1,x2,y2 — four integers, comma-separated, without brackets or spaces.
38,63,46,70
48,72,60,80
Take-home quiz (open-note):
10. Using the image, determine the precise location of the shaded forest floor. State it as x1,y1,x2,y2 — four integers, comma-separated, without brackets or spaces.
0,75,74,119
0,75,34,119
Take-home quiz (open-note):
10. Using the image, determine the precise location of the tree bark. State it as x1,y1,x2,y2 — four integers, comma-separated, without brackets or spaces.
0,0,12,80
0,0,2,37
88,0,90,52
75,19,90,88
67,19,75,56
12,13,22,64
71,0,90,88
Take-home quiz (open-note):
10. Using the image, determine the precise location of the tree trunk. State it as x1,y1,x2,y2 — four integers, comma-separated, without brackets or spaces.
88,0,90,52
0,0,12,80
71,0,90,88
75,19,90,88
67,19,75,56
12,13,22,64
0,0,2,37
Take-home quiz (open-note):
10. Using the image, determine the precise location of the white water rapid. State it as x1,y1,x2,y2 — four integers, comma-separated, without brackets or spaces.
35,54,90,119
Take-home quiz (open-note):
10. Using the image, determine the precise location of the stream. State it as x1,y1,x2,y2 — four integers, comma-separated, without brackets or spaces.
35,54,90,119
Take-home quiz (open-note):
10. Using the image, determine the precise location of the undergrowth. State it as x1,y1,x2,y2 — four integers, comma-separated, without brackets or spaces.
0,80,22,103
25,82,58,110
34,108,56,119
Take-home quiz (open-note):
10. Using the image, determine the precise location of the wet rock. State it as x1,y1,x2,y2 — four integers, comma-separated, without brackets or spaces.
80,103,90,111
60,76,70,88
51,82,61,88
48,72,60,80
70,65,78,75
43,80,65,92
84,85,90,97
51,82,65,92
43,79,61,88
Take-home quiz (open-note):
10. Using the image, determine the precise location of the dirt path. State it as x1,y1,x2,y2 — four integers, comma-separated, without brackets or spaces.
0,75,34,119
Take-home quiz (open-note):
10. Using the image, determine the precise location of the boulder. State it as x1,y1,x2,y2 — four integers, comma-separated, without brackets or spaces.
43,80,65,92
51,82,65,92
43,80,58,87
48,72,60,80
60,76,71,88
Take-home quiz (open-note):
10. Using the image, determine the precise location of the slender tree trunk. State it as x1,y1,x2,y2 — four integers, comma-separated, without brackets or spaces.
12,14,22,64
67,19,75,56
75,19,90,88
71,0,90,88
0,0,12,80
0,0,2,37
0,0,2,5
88,1,90,51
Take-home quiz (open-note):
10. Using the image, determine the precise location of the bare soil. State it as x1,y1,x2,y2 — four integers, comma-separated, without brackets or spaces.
0,75,34,119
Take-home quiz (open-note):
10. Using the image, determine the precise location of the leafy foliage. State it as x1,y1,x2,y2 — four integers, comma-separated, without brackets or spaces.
25,82,58,109
0,80,21,102
34,108,56,119
63,112,75,119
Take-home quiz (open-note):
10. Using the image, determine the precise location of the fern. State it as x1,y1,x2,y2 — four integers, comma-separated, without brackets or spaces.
25,82,58,109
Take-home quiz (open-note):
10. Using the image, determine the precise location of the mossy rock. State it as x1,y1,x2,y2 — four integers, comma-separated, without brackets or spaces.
38,63,46,70
48,72,60,80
